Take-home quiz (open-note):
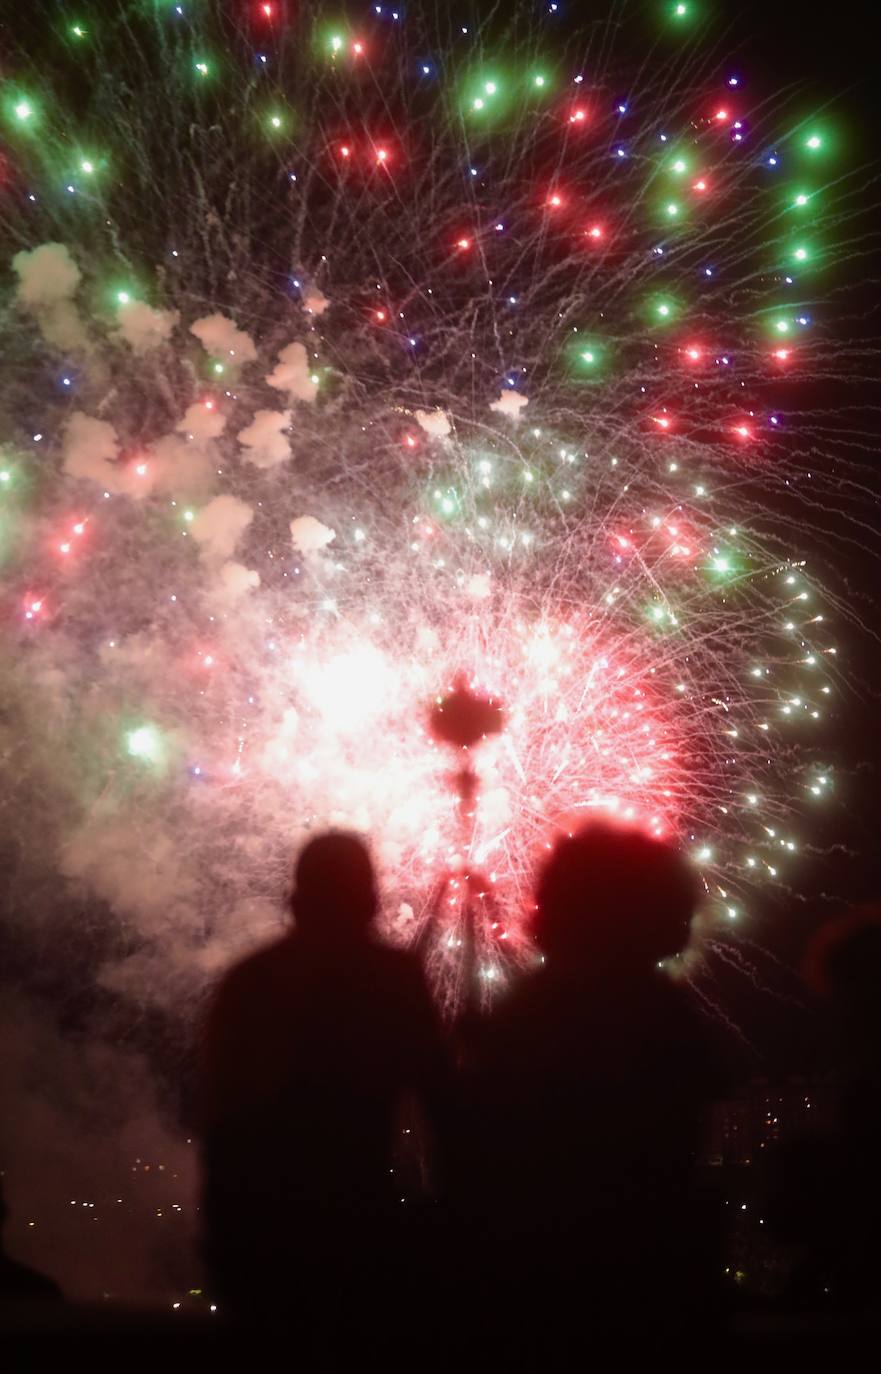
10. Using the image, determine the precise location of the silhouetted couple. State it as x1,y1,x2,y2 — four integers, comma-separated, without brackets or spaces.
198,823,723,1353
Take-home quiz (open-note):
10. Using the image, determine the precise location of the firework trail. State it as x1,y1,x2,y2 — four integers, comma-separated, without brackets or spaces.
1,1,877,1028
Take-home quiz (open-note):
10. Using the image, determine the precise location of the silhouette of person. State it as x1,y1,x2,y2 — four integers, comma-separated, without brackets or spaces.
456,821,723,1353
198,831,452,1333
0,1177,63,1307
764,906,881,1312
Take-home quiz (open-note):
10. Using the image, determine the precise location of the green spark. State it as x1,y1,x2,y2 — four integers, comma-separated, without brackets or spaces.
127,725,160,761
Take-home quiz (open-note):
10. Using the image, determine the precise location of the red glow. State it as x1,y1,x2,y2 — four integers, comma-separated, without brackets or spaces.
585,224,604,240
375,308,387,323
24,597,44,621
352,41,364,56
547,191,564,209
569,108,587,124
715,109,729,122
456,236,472,250
773,348,790,362
683,344,703,362
653,415,672,431
692,178,708,193
404,434,418,449
339,144,352,158
375,147,389,164
733,424,752,441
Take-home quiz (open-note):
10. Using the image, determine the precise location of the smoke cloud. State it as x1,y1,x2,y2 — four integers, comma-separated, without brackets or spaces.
190,313,257,365
176,401,227,443
116,300,179,353
415,408,452,440
490,389,529,422
11,242,89,352
237,409,292,469
290,515,336,554
266,342,319,402
191,495,254,562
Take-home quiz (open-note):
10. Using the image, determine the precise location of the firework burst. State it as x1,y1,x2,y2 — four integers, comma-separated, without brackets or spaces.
0,2,873,1014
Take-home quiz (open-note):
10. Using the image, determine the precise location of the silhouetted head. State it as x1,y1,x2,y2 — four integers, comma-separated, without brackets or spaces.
532,821,697,973
803,905,881,1054
291,831,378,942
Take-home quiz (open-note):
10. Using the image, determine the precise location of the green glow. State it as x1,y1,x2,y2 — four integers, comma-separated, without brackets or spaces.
806,134,821,150
533,74,546,87
127,725,160,761
0,470,10,484
582,350,596,364
195,61,209,77
116,291,131,305
71,25,86,39
650,297,677,324
80,159,95,174
14,100,32,121
268,113,283,130
464,72,506,118
213,363,224,374
793,192,810,207
673,2,688,14
183,510,195,523
330,33,343,52
793,246,808,262
671,157,688,174
666,201,680,217
774,319,790,334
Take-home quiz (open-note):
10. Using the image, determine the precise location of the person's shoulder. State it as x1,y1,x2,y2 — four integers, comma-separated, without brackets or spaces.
213,934,294,1000
365,940,425,978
